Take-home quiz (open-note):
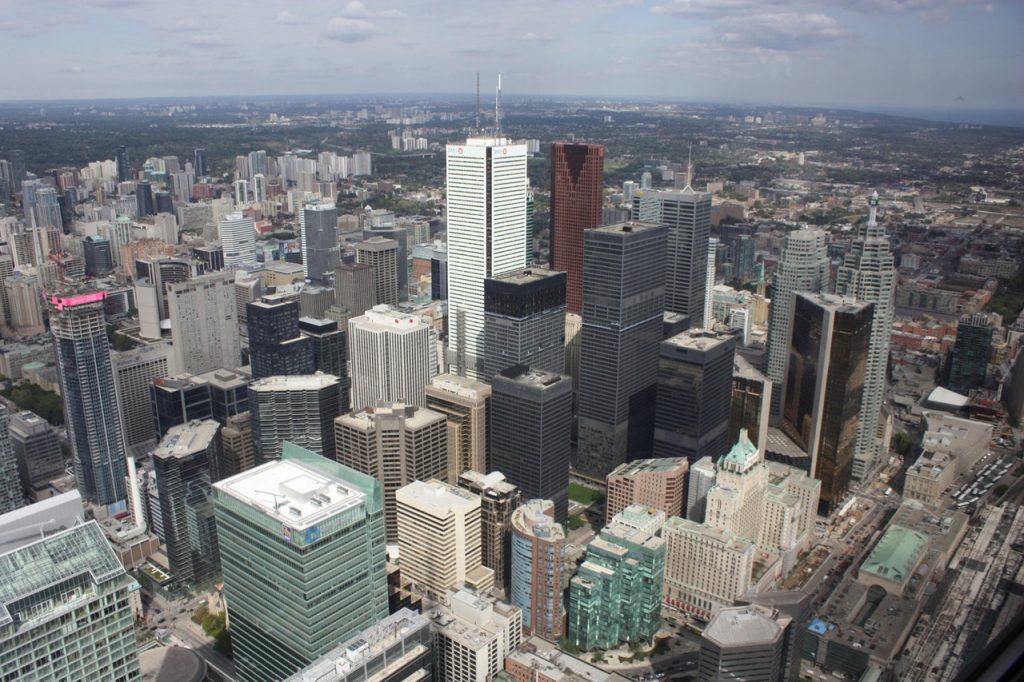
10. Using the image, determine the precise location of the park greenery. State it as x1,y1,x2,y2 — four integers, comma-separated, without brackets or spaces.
192,605,232,656
0,380,64,425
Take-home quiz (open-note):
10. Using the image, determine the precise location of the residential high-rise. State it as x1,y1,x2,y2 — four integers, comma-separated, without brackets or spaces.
426,374,491,481
632,187,712,324
730,355,773,455
194,148,207,177
432,589,523,682
0,522,141,681
299,316,350,406
835,192,896,476
252,173,266,203
764,229,829,420
576,221,667,478
458,470,522,591
686,456,717,522
247,297,314,378
111,343,172,449
510,498,566,640
301,202,340,283
782,293,872,514
136,180,155,217
334,262,376,316
8,410,63,495
153,419,222,584
234,179,249,205
550,142,605,314
395,478,494,597
605,457,689,521
946,313,994,395
168,271,241,376
213,443,388,682
698,605,787,682
220,212,257,268
568,523,665,651
446,137,528,379
249,373,342,463
357,236,399,307
348,305,436,409
116,144,130,182
335,403,448,542
0,406,20,514
482,267,567,382
50,291,128,505
654,329,737,462
491,365,573,523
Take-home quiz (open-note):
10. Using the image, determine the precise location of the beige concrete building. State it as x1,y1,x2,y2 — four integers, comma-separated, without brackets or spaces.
395,479,494,598
662,516,754,621
605,457,688,522
432,588,522,682
336,404,448,542
426,374,491,480
904,411,993,506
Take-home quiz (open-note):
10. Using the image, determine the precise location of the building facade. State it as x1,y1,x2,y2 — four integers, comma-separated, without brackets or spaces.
112,343,172,450
458,470,522,592
348,305,436,409
301,202,340,283
167,271,241,376
510,499,566,640
357,237,400,307
426,374,491,481
247,298,314,379
550,142,604,314
249,373,342,463
605,457,689,521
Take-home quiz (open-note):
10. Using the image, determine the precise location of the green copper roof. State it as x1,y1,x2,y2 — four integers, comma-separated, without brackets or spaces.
721,428,758,470
860,525,927,585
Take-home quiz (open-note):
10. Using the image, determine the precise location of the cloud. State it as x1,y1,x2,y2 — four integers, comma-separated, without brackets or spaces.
341,1,407,19
653,0,784,15
86,0,149,7
715,12,847,51
522,32,552,43
64,65,84,73
0,20,59,37
452,46,513,58
166,19,200,32
276,10,300,24
188,34,226,49
324,17,377,42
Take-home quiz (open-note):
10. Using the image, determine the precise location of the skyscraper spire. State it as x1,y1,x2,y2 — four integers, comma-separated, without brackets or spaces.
475,72,481,133
685,142,694,191
495,73,503,138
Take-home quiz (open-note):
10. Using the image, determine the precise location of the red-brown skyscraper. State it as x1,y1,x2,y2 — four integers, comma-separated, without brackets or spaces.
550,142,604,313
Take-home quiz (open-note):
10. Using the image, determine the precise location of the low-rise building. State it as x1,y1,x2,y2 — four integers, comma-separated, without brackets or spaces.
431,589,522,682
605,457,688,522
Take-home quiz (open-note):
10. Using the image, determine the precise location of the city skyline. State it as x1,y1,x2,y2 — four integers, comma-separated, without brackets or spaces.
0,1,1020,115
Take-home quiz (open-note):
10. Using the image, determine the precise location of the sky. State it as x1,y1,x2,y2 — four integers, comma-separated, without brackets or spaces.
1,0,1022,111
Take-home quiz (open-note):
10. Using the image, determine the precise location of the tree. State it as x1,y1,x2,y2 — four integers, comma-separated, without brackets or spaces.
892,432,912,456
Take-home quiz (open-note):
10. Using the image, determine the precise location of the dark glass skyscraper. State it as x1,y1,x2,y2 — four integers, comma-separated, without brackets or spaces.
299,317,350,409
246,298,314,379
947,313,994,395
782,293,873,514
135,180,155,217
193,148,207,177
301,202,340,284
50,291,128,505
83,235,114,276
482,268,566,382
491,365,573,522
151,375,214,440
116,145,130,183
576,221,667,479
632,188,712,325
550,142,604,314
653,329,736,462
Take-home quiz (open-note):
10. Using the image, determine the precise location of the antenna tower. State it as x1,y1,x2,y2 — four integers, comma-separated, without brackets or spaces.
495,74,503,138
475,72,480,133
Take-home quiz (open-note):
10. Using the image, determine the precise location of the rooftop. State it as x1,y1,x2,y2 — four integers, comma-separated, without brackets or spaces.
0,491,83,555
609,457,688,477
507,636,630,682
495,364,569,387
860,526,928,585
591,220,664,235
249,372,339,392
720,428,760,473
512,499,565,542
703,605,783,648
153,420,220,460
663,328,734,352
213,458,365,531
354,305,429,331
492,267,564,285
396,479,478,517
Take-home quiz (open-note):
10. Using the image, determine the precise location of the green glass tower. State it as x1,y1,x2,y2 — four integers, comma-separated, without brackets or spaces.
213,442,389,681
568,523,665,651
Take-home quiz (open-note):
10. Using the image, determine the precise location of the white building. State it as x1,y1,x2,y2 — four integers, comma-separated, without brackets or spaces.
431,589,522,682
219,212,256,268
445,138,528,378
167,271,241,376
348,305,437,410
395,479,494,598
686,456,716,522
662,516,754,621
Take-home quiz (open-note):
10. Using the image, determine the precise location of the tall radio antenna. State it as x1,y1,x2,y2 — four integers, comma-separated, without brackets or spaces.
495,73,503,138
475,72,480,133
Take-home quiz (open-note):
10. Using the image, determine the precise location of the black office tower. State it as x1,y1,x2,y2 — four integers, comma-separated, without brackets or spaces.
135,180,155,217
116,145,130,183
155,190,174,215
491,365,573,523
151,375,214,440
194,148,207,178
246,298,314,378
482,268,566,382
653,329,736,462
576,221,667,479
299,317,350,410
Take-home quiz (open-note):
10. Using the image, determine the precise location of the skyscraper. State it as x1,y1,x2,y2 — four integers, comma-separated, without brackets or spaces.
698,605,788,682
356,236,399,307
482,267,567,382
111,343,172,449
362,222,409,303
550,142,604,314
220,212,257,268
247,297,314,379
632,187,712,325
8,410,63,496
116,144,130,182
729,355,773,455
510,498,566,640
194,148,207,177
167,271,241,376
334,262,376,317
299,317,350,405
249,373,342,463
301,202,340,283
0,406,21,514
150,374,214,440
50,291,128,505
153,419,222,584
83,234,113,276
135,180,155,217
782,293,873,514
458,470,522,591
213,443,388,682
446,137,528,378
0,522,142,681
946,313,994,395
491,365,573,522
764,229,829,420
835,192,896,476
348,305,436,409
425,374,491,481
654,329,737,462
335,403,448,541
576,221,667,478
